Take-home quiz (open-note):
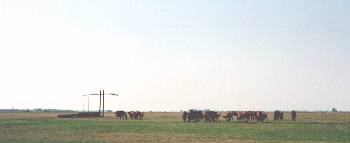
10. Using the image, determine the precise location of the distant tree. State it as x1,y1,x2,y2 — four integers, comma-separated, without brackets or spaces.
332,107,338,112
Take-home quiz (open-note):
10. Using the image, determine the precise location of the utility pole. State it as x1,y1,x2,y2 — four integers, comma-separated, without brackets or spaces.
87,95,89,112
99,90,102,113
102,90,105,117
83,90,118,117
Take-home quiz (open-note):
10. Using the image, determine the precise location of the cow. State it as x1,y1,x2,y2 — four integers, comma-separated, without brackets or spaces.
187,110,203,122
274,110,283,122
182,111,188,122
128,111,143,120
137,111,144,119
234,111,243,122
212,111,220,122
204,111,220,122
281,112,284,120
115,111,128,120
291,110,297,121
234,111,250,123
223,111,234,122
132,111,139,119
128,111,134,119
255,111,267,122
246,111,256,121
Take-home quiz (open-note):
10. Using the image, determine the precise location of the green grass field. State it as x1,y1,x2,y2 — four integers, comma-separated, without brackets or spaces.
0,112,349,143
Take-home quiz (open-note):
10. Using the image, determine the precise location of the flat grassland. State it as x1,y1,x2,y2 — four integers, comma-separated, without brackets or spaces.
0,112,349,143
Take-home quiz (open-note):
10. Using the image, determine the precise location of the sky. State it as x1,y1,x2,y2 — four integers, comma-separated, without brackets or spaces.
0,0,349,111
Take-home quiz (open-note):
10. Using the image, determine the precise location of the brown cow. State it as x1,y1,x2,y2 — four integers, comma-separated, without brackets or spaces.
129,111,143,120
128,111,134,119
223,111,234,122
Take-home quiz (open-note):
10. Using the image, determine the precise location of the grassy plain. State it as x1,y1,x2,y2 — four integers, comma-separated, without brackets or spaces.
0,112,349,143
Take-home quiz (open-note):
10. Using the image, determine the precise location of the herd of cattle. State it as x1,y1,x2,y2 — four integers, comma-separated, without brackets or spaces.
113,110,297,123
114,111,144,120
182,110,297,122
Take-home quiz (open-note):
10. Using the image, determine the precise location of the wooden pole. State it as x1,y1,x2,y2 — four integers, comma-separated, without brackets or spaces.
99,90,101,114
102,90,105,117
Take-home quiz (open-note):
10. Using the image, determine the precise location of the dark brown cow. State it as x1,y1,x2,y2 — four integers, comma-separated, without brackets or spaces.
187,110,204,122
291,110,297,121
246,111,256,121
204,111,220,122
255,111,267,122
115,111,128,120
182,111,188,122
274,110,283,122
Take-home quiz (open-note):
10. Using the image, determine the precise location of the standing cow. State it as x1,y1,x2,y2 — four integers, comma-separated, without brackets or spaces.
128,111,134,119
204,111,220,122
274,110,283,122
256,111,267,122
182,111,188,122
291,110,297,121
187,110,203,122
223,111,234,122
234,111,248,123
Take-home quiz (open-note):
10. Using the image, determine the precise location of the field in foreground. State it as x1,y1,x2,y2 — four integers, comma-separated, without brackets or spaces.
0,112,350,143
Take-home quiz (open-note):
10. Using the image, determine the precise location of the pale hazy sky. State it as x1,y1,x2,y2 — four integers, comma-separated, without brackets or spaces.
0,0,349,111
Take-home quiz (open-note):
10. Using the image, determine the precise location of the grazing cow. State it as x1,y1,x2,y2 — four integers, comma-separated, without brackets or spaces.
207,111,220,122
274,110,283,122
259,114,268,122
255,111,267,122
187,110,203,122
291,110,297,121
138,111,144,119
234,111,243,122
235,111,250,123
182,111,188,122
128,111,143,120
115,111,128,120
